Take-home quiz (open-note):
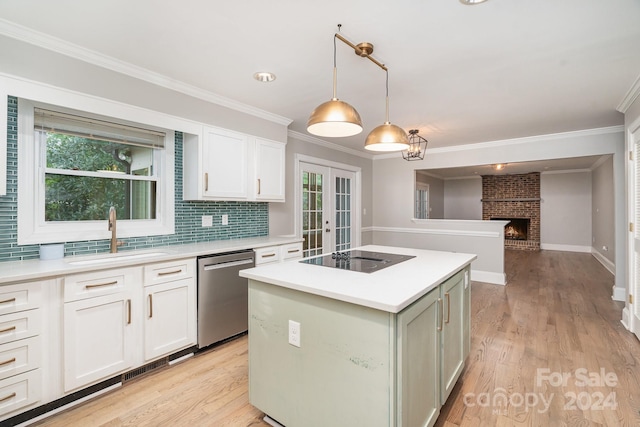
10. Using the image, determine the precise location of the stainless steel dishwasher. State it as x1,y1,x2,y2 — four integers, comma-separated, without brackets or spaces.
197,250,255,348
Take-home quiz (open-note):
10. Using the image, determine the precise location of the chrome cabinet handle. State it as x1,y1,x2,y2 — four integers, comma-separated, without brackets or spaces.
204,173,209,192
445,292,451,324
257,178,261,195
437,298,443,332
85,281,117,289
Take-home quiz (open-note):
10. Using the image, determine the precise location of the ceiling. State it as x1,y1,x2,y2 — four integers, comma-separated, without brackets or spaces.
0,0,639,155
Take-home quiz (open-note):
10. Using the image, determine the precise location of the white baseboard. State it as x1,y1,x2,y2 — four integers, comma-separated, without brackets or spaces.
612,285,626,302
471,270,506,286
591,248,616,275
621,307,630,330
540,243,592,253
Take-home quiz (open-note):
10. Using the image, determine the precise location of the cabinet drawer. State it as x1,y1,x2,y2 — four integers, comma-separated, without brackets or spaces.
0,370,41,419
0,337,40,381
0,282,42,316
144,258,195,286
281,242,303,260
0,311,41,346
254,247,280,265
64,269,133,302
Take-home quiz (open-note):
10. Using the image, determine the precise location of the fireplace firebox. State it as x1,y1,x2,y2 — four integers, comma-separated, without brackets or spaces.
491,218,529,241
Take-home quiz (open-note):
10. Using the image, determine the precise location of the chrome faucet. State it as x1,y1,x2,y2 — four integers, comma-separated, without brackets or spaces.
108,206,125,253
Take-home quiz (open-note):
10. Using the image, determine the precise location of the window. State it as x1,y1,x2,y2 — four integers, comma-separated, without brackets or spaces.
415,184,430,219
18,100,175,244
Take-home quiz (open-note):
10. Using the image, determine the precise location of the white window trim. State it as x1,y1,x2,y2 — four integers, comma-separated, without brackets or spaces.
17,99,175,245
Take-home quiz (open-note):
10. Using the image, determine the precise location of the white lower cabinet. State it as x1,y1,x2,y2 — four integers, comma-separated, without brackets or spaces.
0,370,41,418
144,278,196,361
63,292,135,392
63,261,197,392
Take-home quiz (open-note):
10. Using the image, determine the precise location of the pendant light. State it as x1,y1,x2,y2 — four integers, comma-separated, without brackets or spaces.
364,70,410,152
401,129,428,161
307,29,363,137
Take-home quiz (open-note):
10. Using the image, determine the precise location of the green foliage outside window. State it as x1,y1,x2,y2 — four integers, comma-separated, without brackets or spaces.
44,133,154,222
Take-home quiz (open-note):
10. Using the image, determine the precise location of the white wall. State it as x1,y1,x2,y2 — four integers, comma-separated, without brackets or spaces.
591,156,615,271
444,178,482,220
540,171,592,251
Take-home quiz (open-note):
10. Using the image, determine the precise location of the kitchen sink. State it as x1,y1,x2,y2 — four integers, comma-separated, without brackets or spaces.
65,251,168,265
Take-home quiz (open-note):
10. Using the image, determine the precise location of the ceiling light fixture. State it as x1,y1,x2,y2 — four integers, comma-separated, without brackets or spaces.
253,72,276,82
307,25,409,151
459,0,489,5
307,26,362,137
364,67,410,152
401,129,428,161
492,163,506,171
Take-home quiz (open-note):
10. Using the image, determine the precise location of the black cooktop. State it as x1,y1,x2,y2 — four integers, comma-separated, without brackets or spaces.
299,250,415,273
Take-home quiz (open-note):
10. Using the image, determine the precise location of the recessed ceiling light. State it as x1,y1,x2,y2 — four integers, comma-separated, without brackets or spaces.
459,0,489,4
253,72,276,82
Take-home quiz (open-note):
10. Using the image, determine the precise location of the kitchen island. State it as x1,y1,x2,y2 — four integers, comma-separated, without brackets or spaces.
240,245,476,427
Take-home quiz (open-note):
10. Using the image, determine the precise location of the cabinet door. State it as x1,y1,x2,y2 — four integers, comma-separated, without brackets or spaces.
397,287,440,427
254,138,285,201
202,127,248,199
144,279,196,361
441,272,465,404
63,293,134,392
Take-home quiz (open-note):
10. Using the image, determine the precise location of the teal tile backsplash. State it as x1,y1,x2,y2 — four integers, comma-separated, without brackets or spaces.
0,96,268,261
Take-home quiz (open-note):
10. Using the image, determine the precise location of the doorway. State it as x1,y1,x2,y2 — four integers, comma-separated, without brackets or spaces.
296,156,360,257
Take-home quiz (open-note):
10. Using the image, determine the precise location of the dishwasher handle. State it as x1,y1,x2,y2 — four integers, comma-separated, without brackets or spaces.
203,258,254,271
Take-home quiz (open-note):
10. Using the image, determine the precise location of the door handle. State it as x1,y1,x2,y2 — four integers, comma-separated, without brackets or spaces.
445,292,451,324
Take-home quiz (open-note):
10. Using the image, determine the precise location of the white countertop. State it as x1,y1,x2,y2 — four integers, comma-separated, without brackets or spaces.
0,236,302,284
240,245,477,313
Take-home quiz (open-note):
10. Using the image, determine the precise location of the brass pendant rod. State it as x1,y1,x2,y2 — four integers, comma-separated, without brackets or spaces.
335,33,388,71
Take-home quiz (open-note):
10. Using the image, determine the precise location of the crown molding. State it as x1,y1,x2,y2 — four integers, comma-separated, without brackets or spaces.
0,19,292,126
287,130,373,160
617,72,640,114
373,125,625,160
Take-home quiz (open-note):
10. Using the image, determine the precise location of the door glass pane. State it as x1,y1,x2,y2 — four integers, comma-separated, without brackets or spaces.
302,170,325,257
335,177,352,252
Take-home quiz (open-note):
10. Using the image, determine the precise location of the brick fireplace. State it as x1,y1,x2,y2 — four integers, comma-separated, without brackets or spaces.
482,172,540,251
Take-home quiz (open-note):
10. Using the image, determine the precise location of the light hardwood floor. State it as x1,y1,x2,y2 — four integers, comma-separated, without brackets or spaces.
31,250,640,426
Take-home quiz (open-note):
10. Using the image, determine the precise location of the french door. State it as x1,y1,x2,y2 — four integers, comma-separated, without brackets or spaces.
631,126,640,340
299,161,357,257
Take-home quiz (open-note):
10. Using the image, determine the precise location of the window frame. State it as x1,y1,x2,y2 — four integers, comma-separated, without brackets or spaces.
415,183,430,219
18,98,175,245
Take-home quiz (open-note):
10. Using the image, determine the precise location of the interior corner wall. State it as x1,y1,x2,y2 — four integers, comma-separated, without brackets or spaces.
591,157,615,265
443,178,482,220
540,171,592,250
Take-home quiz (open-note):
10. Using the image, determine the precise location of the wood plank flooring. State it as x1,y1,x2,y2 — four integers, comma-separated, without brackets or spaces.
31,250,640,426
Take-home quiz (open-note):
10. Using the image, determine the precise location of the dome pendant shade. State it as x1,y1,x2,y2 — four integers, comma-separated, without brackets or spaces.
364,122,410,152
307,98,363,137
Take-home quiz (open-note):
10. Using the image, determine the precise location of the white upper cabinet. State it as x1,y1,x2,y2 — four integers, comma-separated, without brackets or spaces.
183,126,285,202
202,126,249,199
254,138,285,202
